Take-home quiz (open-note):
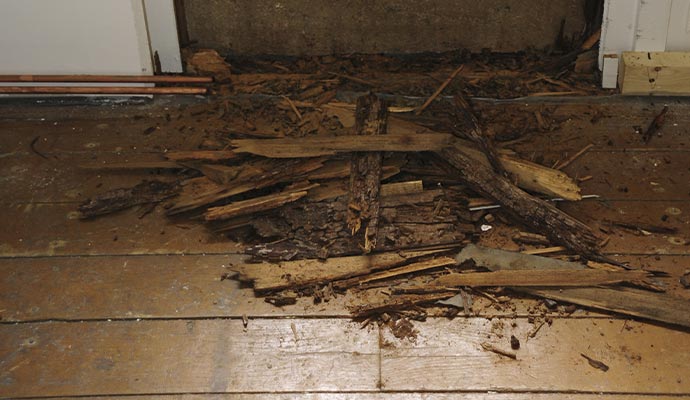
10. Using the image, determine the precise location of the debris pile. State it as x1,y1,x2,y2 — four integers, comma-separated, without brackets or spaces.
78,50,689,332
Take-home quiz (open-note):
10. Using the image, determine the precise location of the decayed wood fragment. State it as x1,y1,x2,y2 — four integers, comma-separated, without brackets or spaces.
79,180,179,219
167,158,326,215
348,94,388,253
440,144,601,258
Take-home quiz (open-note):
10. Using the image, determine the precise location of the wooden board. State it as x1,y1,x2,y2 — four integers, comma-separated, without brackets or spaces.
0,319,380,398
2,317,689,397
1,253,687,323
380,317,690,393
619,52,690,96
29,395,690,400
0,203,243,257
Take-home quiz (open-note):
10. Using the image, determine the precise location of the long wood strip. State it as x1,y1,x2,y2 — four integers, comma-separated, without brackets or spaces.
230,132,580,200
431,269,649,288
334,257,457,289
165,150,238,162
0,86,208,95
230,133,453,158
0,74,213,83
0,319,379,398
205,185,316,221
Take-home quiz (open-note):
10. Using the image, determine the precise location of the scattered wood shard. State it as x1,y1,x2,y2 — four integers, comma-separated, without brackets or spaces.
481,342,517,360
643,106,669,144
581,353,609,372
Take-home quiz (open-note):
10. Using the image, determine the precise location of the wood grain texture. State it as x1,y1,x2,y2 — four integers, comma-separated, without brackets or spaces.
619,52,690,96
10,253,689,323
380,317,690,393
36,394,690,399
0,203,243,257
0,319,379,398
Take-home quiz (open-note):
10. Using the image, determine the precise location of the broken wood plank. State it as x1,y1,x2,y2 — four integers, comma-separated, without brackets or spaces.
440,144,601,258
232,249,451,292
79,161,183,170
231,134,580,200
167,158,326,215
314,106,581,200
334,256,456,290
205,184,317,221
529,287,690,329
456,245,690,328
348,93,388,253
429,269,649,288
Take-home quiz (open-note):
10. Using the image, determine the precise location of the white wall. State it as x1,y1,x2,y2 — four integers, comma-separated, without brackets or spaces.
144,0,183,73
0,0,153,75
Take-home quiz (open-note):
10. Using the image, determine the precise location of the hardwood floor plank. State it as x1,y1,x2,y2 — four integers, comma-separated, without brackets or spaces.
0,153,179,204
574,151,690,200
0,254,355,322
0,319,380,398
2,197,688,258
6,252,687,323
380,318,690,393
38,394,690,400
0,204,242,257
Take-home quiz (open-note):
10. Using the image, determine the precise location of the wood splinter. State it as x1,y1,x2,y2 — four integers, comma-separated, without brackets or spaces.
481,342,517,360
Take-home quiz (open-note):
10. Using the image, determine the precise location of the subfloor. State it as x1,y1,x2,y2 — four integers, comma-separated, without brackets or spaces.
1,94,689,399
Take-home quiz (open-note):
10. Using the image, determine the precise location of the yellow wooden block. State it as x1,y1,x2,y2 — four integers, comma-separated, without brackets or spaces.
619,51,690,96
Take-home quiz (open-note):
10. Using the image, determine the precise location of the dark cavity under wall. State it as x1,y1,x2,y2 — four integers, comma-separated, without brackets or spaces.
183,0,586,56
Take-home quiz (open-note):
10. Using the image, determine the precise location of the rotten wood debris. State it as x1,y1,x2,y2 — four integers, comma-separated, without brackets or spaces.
77,50,689,331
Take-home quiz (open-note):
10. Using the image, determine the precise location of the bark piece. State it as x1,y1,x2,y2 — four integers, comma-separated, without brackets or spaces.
440,144,601,258
348,94,389,253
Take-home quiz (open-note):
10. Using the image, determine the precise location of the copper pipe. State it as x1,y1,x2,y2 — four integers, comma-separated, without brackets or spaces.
0,75,212,83
0,86,208,95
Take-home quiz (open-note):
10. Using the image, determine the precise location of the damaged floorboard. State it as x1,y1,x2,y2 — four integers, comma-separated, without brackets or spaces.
1,98,690,398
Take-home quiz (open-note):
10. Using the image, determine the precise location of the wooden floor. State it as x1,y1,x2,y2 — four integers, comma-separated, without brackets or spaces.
1,95,690,399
